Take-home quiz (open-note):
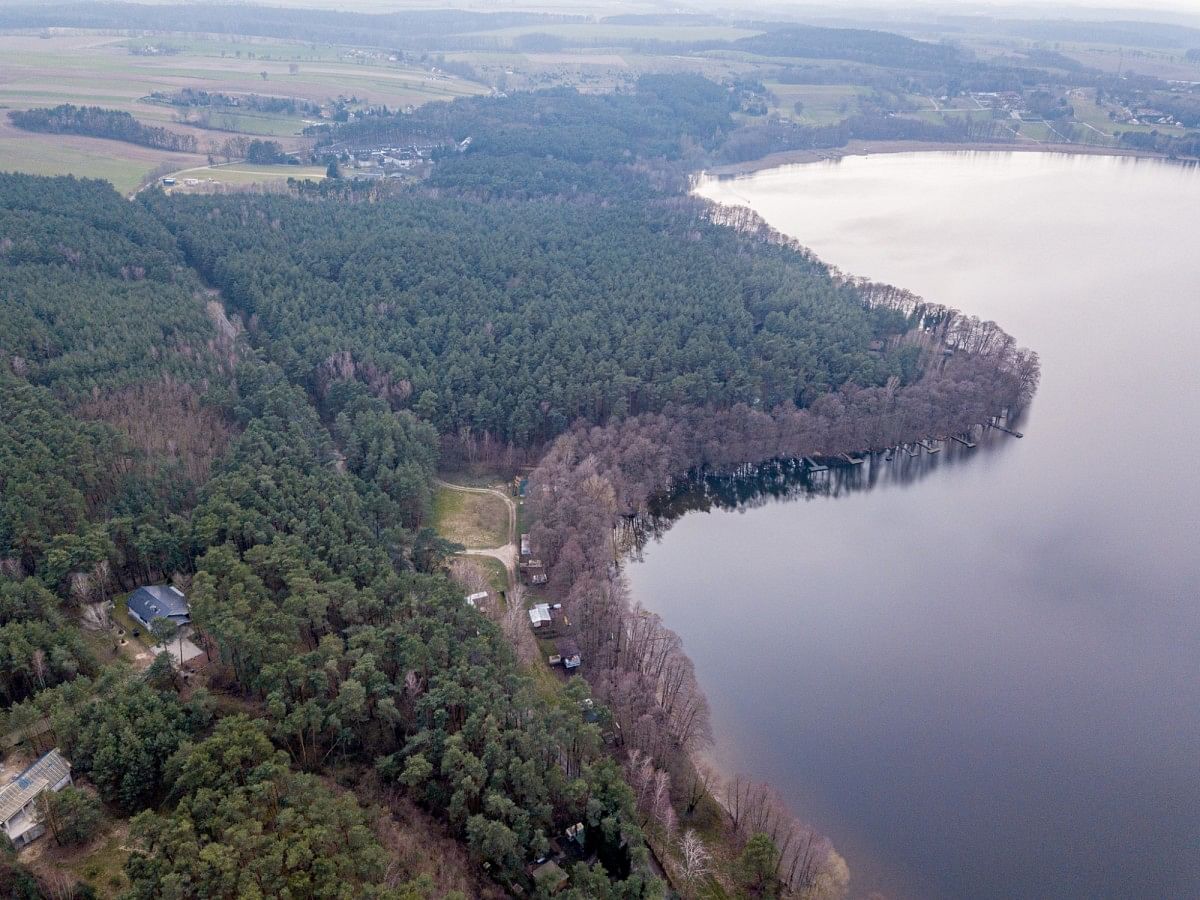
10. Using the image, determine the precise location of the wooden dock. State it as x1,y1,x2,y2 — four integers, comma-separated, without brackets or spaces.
919,439,941,454
950,435,977,448
803,457,828,473
903,444,919,457
839,452,864,466
987,421,1024,438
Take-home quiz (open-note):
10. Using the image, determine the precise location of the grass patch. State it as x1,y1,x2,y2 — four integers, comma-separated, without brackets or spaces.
437,465,511,489
167,163,328,188
766,82,867,125
44,822,130,899
432,487,509,549
453,554,509,595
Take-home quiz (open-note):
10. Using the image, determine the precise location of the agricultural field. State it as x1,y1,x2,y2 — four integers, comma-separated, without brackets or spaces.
0,31,485,193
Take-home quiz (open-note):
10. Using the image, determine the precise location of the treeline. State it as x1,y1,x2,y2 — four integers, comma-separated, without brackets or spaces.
151,88,321,117
731,24,960,70
1117,128,1200,157
718,112,1013,163
8,105,198,153
0,3,576,49
316,75,734,163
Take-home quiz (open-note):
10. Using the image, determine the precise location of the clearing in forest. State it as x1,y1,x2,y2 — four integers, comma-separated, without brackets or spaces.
433,484,510,550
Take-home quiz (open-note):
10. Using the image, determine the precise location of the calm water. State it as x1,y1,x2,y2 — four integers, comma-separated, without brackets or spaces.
628,152,1200,899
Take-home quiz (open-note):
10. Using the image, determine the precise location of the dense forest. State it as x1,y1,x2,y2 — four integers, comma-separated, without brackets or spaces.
0,67,1039,898
8,105,199,154
146,187,914,448
0,172,658,898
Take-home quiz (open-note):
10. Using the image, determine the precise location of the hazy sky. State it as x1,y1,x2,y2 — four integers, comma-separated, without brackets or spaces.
242,0,1200,28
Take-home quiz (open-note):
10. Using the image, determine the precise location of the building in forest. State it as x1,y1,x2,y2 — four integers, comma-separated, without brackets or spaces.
127,584,190,631
0,749,73,849
556,639,582,670
529,603,552,627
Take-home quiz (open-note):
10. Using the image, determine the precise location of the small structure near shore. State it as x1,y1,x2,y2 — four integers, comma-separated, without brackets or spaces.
556,639,581,670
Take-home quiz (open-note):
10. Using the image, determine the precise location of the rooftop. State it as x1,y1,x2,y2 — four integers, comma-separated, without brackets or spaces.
0,749,70,824
128,584,189,624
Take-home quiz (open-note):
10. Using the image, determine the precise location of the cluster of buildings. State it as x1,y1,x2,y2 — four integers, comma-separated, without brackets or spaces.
346,144,434,180
520,533,580,671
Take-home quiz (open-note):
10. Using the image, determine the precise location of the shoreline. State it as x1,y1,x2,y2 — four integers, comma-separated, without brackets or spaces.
702,139,1177,177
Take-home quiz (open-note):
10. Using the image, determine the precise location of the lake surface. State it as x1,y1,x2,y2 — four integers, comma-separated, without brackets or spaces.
628,152,1200,899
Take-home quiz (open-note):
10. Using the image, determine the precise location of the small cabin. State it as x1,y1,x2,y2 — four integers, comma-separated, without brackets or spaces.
520,533,531,557
556,639,581,670
465,591,488,608
528,604,552,628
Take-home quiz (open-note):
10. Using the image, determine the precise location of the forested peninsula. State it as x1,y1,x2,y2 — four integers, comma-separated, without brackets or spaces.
0,73,1036,899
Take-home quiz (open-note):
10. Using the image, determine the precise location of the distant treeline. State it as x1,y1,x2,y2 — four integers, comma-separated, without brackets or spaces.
8,105,197,153
1117,128,1200,157
315,75,734,163
717,112,1014,163
0,3,578,49
316,73,1013,178
150,89,320,117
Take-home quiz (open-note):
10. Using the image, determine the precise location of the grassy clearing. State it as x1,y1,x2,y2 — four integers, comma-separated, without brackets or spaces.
765,82,868,125
165,163,329,189
455,554,509,595
436,465,511,489
34,821,131,899
433,487,509,549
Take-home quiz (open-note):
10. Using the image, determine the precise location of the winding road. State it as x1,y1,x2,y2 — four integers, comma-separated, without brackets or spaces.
434,478,519,595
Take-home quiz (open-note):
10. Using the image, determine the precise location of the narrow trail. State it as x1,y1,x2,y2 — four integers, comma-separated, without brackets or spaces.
434,478,519,596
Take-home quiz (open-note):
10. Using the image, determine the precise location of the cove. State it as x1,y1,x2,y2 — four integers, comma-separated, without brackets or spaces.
627,152,1200,899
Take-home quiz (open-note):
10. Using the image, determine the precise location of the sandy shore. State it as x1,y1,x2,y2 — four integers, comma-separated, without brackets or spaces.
702,139,1174,177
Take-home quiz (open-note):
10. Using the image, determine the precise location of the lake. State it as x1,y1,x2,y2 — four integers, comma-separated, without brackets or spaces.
627,151,1200,899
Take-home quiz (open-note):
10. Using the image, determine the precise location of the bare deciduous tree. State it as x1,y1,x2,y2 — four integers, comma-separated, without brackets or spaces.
678,829,712,895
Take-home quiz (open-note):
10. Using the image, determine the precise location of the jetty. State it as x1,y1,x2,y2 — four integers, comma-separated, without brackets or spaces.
950,434,977,448
903,444,919,457
839,453,865,466
987,421,1024,438
803,457,828,473
918,439,941,454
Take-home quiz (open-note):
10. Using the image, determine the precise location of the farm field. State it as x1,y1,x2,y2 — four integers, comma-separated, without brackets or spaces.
0,31,485,192
0,116,204,193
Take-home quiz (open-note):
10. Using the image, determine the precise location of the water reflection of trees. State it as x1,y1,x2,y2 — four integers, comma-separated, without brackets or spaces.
622,419,1019,557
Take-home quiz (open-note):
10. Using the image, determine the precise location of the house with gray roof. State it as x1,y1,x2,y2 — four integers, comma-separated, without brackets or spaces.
0,749,72,848
127,584,190,631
